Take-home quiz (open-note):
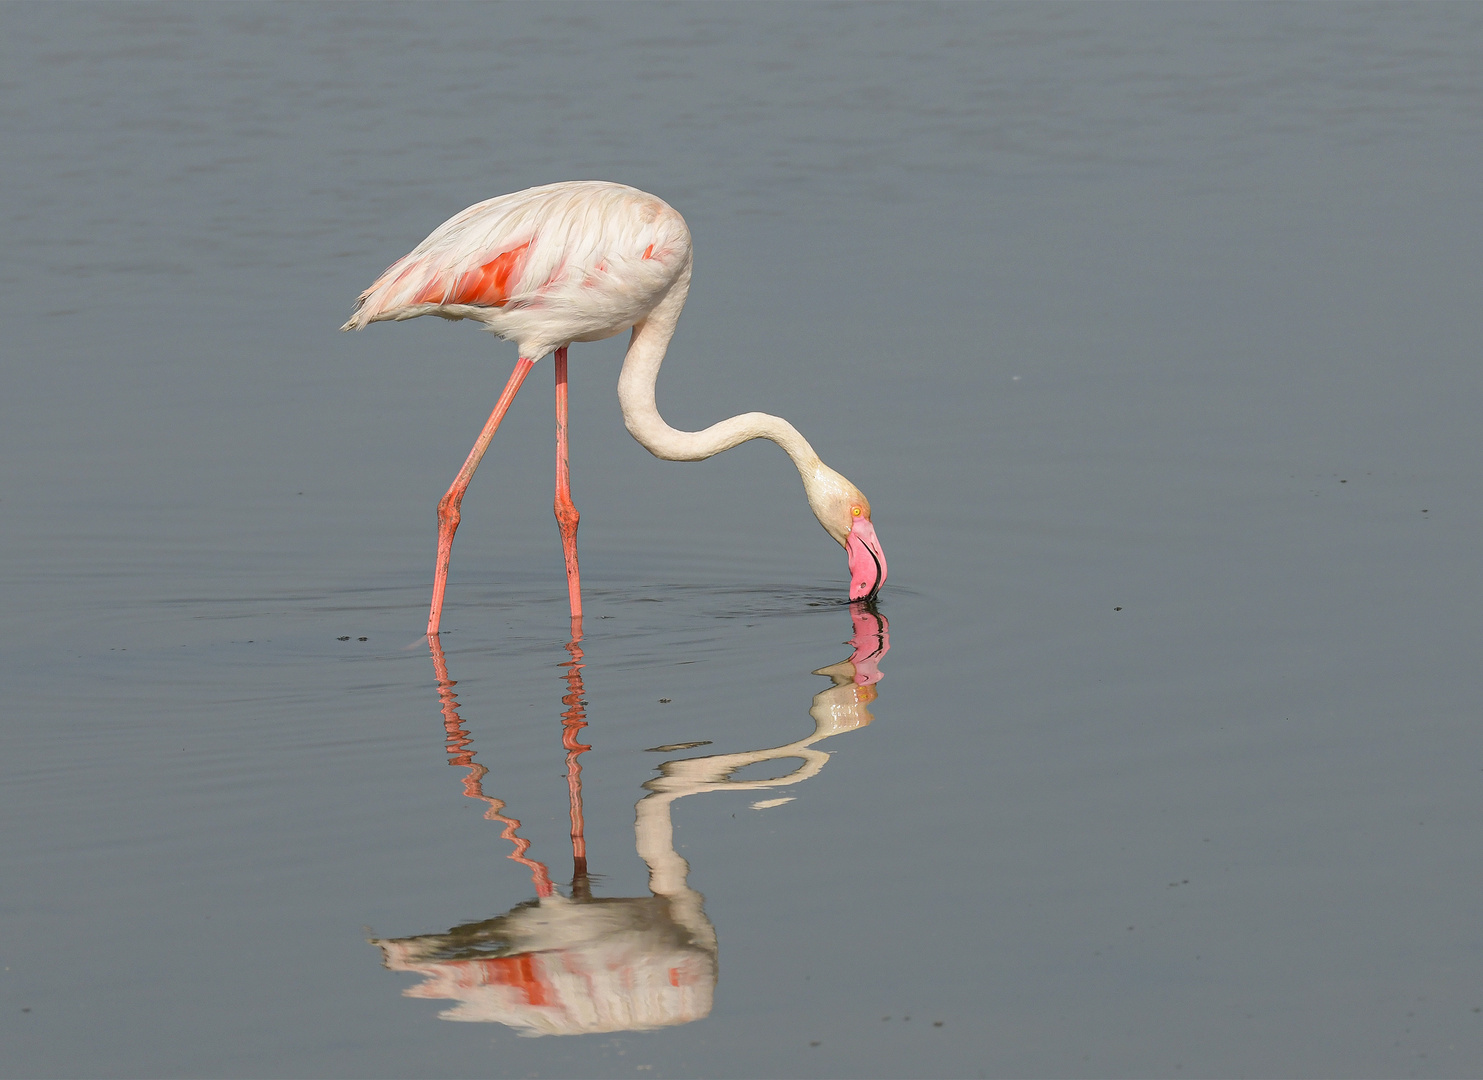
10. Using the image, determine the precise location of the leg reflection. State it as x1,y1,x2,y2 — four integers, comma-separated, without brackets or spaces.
430,635,554,898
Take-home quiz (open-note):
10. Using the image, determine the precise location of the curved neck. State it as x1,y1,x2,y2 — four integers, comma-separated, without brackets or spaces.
616,270,822,479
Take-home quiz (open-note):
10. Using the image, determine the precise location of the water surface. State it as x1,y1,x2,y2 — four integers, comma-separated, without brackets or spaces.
3,4,1483,1077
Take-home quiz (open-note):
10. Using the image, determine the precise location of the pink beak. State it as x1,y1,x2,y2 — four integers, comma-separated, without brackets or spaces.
846,517,887,602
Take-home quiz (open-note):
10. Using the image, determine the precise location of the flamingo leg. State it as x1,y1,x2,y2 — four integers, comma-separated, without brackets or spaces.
428,356,536,638
553,346,583,623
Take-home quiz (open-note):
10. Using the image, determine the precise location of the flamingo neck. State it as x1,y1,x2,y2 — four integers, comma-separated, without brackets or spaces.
616,273,823,480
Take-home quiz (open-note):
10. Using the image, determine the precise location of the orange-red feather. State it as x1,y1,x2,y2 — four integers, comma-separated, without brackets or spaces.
412,242,532,308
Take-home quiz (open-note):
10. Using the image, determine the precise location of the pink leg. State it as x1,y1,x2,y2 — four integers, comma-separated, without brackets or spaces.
553,347,583,623
428,356,535,638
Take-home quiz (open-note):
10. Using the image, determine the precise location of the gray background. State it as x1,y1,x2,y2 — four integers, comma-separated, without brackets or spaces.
2,3,1482,1076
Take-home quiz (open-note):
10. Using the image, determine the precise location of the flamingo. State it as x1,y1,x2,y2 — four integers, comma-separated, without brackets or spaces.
342,181,887,636
374,611,888,1034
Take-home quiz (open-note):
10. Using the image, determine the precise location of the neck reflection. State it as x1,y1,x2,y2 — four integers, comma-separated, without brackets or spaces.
373,606,890,1036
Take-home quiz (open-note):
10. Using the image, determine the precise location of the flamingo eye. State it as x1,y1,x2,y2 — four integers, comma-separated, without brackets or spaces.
852,506,863,517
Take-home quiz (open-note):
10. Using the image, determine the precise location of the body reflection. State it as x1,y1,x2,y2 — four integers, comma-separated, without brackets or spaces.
372,607,889,1036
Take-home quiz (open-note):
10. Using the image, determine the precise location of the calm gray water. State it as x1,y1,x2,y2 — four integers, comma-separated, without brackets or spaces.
3,3,1483,1077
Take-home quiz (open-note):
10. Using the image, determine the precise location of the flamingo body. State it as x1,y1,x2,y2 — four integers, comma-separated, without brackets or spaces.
343,182,690,362
343,181,886,635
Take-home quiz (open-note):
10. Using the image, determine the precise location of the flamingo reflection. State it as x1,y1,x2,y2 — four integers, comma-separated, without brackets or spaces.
372,606,889,1036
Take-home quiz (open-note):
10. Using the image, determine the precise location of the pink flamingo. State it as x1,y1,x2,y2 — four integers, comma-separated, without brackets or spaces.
342,181,887,636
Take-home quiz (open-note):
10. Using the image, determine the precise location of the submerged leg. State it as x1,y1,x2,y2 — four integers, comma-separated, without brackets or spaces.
553,346,583,623
428,356,535,638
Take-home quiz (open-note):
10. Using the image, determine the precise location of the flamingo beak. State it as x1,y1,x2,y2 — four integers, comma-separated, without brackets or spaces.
846,516,887,602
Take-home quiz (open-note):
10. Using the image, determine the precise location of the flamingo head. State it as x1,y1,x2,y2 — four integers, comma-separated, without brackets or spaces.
803,463,888,603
